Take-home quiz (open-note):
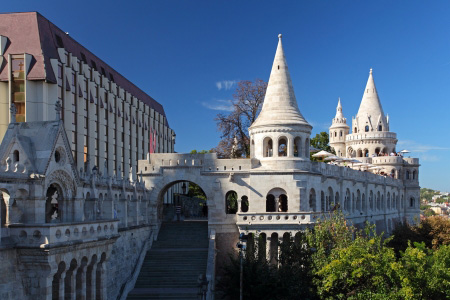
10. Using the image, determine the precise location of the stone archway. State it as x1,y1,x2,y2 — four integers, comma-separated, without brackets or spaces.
154,178,213,224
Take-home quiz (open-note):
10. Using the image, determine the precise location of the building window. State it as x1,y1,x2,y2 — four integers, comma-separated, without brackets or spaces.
11,56,26,122
365,125,369,132
378,125,382,131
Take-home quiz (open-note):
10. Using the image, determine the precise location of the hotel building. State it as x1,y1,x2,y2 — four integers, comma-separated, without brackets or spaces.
0,12,175,179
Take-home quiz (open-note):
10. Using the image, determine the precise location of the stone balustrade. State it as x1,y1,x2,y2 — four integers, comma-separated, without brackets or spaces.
345,132,397,141
9,219,119,247
372,156,404,165
403,157,419,165
236,212,322,226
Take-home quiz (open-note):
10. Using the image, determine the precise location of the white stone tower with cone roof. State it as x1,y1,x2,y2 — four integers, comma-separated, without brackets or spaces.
344,69,398,158
249,34,312,169
329,98,350,157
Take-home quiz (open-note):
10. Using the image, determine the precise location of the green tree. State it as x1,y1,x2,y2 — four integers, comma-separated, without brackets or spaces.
310,132,333,152
190,149,212,154
215,79,267,158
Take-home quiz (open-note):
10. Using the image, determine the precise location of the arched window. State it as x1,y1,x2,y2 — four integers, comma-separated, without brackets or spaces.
365,125,369,132
321,191,325,212
412,171,416,180
340,131,343,137
279,194,288,212
354,127,358,133
263,137,273,157
334,131,337,137
356,190,361,212
13,150,19,163
378,125,382,131
375,148,380,156
335,192,340,208
309,189,316,212
225,191,237,214
266,194,276,212
241,196,249,212
369,191,374,211
278,137,287,157
410,197,415,208
344,190,350,212
363,149,369,157
294,137,301,157
357,149,363,157
46,184,62,223
406,170,410,180
362,193,366,213
387,193,391,210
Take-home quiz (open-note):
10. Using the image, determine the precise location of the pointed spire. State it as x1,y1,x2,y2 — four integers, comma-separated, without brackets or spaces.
250,34,310,129
330,98,348,128
335,97,344,119
356,68,386,121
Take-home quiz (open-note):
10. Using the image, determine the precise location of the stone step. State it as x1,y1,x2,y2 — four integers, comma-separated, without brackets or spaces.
127,221,208,299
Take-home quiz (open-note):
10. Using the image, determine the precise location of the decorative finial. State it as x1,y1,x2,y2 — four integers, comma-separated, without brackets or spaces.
369,68,373,74
10,103,17,123
55,100,62,120
278,33,282,39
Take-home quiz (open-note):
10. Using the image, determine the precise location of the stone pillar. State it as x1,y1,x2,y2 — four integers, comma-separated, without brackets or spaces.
274,138,279,158
58,272,66,300
76,265,87,300
87,263,97,300
288,137,294,157
4,195,12,225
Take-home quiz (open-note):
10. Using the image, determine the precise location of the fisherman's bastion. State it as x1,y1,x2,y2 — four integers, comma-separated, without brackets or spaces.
0,12,419,300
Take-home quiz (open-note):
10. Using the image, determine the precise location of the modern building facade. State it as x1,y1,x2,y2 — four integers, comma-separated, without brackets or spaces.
0,12,175,180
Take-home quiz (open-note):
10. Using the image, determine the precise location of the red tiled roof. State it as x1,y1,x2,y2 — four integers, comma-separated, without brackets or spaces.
0,12,168,125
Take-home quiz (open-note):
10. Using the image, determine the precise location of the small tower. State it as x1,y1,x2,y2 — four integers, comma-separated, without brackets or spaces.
329,98,349,157
346,69,397,158
249,34,312,168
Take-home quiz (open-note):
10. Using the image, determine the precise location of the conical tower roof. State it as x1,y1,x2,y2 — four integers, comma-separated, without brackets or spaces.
356,69,386,120
330,98,349,129
250,34,311,129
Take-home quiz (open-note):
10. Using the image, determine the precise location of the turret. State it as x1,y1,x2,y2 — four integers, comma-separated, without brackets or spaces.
346,69,397,158
249,34,312,167
329,98,349,157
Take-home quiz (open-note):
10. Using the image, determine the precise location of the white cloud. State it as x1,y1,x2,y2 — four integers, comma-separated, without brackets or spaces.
396,140,450,153
216,80,236,91
201,99,234,111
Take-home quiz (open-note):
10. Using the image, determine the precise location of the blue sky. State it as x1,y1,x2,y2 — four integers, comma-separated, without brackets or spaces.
3,1,450,192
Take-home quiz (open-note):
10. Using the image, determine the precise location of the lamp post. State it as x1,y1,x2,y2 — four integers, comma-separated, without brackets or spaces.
237,233,248,300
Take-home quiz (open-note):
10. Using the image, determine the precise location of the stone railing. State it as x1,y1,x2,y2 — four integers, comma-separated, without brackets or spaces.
372,156,404,165
236,212,322,226
9,219,119,247
346,132,397,141
403,157,419,165
140,153,253,173
205,229,216,300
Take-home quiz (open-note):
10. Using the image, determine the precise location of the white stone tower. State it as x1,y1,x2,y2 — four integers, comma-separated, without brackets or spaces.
249,34,312,169
346,69,398,158
329,98,349,157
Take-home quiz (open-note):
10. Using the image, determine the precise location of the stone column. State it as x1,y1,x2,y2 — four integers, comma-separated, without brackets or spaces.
288,137,294,157
76,265,87,300
58,272,66,300
87,263,97,300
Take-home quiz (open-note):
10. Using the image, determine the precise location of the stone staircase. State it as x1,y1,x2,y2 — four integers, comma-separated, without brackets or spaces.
127,220,209,300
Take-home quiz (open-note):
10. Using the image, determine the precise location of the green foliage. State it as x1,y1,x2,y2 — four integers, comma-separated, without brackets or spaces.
190,149,212,154
218,213,450,299
310,132,335,161
420,188,440,202
388,216,450,254
187,182,206,200
310,132,333,152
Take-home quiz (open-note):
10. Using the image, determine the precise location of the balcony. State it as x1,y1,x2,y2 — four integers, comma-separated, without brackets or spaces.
236,212,322,227
8,219,119,248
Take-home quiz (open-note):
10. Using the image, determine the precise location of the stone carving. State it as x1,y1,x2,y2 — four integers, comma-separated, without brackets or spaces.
46,169,76,199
